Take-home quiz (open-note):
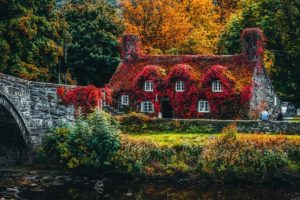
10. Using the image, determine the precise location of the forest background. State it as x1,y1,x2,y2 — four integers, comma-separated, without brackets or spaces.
0,0,299,106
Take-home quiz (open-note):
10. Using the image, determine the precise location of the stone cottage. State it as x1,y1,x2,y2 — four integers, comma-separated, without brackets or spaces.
107,28,279,119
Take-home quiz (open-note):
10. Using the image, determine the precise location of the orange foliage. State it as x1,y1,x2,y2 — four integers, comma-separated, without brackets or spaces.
121,0,223,54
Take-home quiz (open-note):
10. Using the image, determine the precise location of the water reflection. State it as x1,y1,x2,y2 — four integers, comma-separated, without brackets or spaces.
23,181,300,200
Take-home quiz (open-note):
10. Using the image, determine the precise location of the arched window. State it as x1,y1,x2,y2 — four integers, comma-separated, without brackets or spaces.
175,81,185,92
212,80,222,92
198,100,210,113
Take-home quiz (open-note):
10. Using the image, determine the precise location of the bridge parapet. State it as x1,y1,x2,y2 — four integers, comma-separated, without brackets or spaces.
0,73,75,147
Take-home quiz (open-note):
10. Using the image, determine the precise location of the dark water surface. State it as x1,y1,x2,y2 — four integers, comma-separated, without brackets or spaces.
22,181,300,200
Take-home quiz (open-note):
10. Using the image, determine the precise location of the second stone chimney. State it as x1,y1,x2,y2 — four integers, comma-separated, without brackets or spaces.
241,28,266,61
120,35,141,62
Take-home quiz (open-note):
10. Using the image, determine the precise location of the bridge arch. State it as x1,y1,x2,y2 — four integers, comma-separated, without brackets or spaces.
0,93,30,148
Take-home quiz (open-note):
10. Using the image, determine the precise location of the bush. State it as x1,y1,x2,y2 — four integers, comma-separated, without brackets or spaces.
110,135,203,176
202,134,290,182
117,112,153,132
37,111,121,169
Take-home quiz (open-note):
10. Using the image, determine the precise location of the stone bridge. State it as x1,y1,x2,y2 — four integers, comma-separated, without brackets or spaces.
0,73,75,165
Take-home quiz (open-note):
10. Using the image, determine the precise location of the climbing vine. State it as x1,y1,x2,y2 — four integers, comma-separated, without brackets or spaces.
133,65,165,116
57,85,101,116
165,64,200,118
201,65,238,119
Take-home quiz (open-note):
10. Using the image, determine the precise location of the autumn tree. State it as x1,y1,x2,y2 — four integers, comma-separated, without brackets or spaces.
121,0,222,55
213,0,243,24
0,0,67,81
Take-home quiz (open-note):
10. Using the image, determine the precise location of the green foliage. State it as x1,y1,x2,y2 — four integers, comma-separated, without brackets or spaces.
110,133,300,181
117,112,153,132
221,123,237,140
63,0,123,86
37,111,121,168
202,135,291,182
0,0,67,81
118,115,216,133
110,134,203,176
219,0,300,106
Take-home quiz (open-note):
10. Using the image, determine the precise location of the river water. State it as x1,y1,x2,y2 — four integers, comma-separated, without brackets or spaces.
22,181,300,200
1,170,300,200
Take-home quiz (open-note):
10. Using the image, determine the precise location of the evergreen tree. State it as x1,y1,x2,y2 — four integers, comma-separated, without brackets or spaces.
63,0,123,86
0,0,67,81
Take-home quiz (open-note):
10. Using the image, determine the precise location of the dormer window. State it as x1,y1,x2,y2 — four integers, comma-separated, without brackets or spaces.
175,81,185,92
121,95,129,105
144,81,154,92
198,100,210,113
212,80,222,92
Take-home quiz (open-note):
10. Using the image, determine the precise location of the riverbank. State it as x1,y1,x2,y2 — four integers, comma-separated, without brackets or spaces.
106,132,300,183
32,112,300,186
1,167,300,200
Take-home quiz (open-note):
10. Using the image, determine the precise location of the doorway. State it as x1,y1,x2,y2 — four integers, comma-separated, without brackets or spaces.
161,99,173,118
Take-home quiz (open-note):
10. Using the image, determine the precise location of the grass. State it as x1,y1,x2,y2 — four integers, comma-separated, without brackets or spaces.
123,132,216,147
123,132,300,147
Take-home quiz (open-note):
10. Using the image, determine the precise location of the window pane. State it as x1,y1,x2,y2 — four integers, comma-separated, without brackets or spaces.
198,101,210,113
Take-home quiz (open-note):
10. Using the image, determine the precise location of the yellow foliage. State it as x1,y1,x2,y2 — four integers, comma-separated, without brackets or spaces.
18,62,50,81
121,0,224,54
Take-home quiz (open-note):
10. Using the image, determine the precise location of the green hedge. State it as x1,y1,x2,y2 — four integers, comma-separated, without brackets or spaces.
116,113,300,134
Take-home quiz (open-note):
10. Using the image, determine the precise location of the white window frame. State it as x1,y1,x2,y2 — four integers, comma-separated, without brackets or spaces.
144,80,154,92
212,80,222,92
274,96,277,106
121,95,129,105
198,100,210,113
175,81,185,92
141,101,154,113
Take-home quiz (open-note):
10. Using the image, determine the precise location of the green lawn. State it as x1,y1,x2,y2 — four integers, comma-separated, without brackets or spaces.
124,132,300,147
124,132,216,146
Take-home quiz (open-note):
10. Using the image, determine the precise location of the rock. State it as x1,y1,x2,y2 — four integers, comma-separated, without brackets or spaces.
52,181,64,186
94,180,104,194
30,183,38,187
30,188,46,192
125,192,133,197
6,187,19,193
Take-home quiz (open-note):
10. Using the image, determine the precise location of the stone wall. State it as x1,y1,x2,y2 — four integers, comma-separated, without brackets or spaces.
120,118,300,134
0,73,75,165
250,62,280,119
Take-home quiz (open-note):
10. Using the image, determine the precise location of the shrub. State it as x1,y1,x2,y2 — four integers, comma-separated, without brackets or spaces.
117,112,153,132
221,123,237,140
110,135,203,176
202,134,289,182
37,111,121,169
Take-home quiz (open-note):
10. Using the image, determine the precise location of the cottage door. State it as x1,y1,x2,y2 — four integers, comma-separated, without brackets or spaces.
161,99,173,118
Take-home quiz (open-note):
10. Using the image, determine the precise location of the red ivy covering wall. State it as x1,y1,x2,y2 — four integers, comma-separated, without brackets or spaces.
165,64,200,118
201,65,238,119
133,65,164,116
57,85,101,116
241,28,266,61
111,63,254,119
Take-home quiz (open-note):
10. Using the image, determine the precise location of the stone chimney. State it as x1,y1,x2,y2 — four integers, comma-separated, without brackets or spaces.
241,28,266,61
120,35,141,62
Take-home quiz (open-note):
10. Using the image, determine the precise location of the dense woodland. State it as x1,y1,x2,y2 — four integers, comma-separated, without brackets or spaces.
0,0,299,106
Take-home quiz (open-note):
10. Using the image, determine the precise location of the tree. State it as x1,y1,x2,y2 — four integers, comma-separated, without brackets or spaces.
0,0,67,81
213,0,243,24
63,0,123,86
38,111,121,168
121,0,222,55
219,0,300,106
